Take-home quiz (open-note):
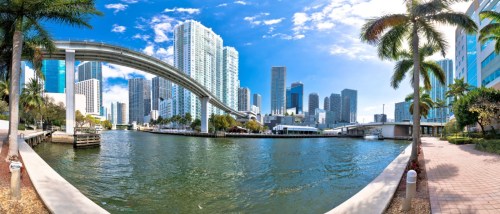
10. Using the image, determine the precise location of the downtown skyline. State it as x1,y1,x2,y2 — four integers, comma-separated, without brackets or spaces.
38,0,473,122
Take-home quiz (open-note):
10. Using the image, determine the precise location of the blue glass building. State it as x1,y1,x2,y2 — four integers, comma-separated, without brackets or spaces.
286,82,303,114
41,60,66,93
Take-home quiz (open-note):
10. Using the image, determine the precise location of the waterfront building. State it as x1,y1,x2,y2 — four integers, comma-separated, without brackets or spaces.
152,76,171,111
117,102,127,124
159,98,173,119
456,0,500,89
374,114,387,123
75,79,100,115
40,60,66,93
44,93,86,115
271,66,286,115
251,105,260,114
428,59,454,123
129,78,151,124
308,93,319,114
253,94,262,114
223,47,240,111
324,96,330,111
341,89,357,123
150,110,159,121
77,61,103,115
238,87,251,111
329,93,341,123
174,20,237,118
395,101,412,122
286,82,304,114
111,103,117,124
315,109,326,124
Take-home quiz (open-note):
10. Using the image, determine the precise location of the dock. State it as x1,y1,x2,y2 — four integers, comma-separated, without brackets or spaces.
73,127,101,148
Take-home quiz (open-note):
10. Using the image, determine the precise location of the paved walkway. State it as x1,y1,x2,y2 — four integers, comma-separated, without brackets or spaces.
422,137,500,214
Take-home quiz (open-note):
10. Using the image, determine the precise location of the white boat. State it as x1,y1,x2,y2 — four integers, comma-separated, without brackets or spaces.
364,132,384,140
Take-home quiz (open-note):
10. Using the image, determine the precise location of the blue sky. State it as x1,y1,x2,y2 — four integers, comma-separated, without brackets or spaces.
45,0,469,122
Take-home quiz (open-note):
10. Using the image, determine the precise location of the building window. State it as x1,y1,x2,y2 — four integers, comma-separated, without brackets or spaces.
482,69,500,86
481,52,497,68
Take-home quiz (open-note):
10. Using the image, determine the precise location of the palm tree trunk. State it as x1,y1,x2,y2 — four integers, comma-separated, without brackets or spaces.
8,20,23,159
411,23,420,163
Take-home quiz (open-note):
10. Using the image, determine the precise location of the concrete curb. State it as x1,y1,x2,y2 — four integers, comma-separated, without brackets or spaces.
326,144,412,214
19,138,109,214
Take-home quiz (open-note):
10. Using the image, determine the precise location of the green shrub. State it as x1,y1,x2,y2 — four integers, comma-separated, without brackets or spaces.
475,139,500,155
0,114,8,120
447,136,473,145
17,124,25,130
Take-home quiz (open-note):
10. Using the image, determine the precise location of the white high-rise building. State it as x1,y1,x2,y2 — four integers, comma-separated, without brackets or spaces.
271,66,286,115
173,20,226,119
159,98,173,119
111,103,118,124
75,79,101,115
223,47,239,111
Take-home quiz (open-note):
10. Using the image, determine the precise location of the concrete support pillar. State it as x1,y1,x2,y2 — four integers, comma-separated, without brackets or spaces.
65,50,75,135
200,97,210,133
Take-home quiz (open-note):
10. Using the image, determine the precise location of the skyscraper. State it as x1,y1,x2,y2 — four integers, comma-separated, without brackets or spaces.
75,79,100,115
128,78,151,124
238,87,251,111
117,102,128,124
223,47,240,111
152,76,171,111
77,61,103,115
428,59,454,122
253,94,262,114
395,101,412,122
111,103,117,124
324,96,330,111
41,60,66,93
341,89,357,123
308,93,319,114
271,66,286,115
174,20,230,119
330,93,341,123
456,0,500,89
286,82,303,114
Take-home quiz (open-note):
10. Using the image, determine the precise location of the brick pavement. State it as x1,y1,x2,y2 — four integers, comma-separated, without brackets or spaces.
422,137,500,214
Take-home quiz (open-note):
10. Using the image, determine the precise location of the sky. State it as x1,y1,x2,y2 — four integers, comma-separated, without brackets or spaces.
44,0,471,122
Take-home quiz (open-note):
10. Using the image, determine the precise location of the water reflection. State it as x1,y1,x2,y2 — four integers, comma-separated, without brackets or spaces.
35,131,408,213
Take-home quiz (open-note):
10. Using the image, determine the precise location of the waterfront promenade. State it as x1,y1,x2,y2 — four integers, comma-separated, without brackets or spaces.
422,137,500,213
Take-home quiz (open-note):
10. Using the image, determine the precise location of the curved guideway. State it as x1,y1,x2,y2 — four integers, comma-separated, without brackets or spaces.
34,130,409,213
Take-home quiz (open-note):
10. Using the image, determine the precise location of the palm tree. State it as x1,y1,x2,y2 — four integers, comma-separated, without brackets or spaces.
360,0,477,162
0,78,8,103
0,0,102,158
20,78,44,127
479,11,500,53
390,44,446,90
405,88,434,119
445,78,473,101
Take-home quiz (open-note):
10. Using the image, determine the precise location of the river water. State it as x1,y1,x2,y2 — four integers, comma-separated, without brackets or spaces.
34,130,409,213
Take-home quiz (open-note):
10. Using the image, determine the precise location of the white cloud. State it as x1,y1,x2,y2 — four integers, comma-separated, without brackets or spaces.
244,16,261,26
164,7,201,14
103,84,129,113
147,15,179,43
234,1,248,5
122,0,138,3
105,3,128,14
263,18,285,25
217,3,228,7
111,24,126,33
132,34,150,41
316,22,334,30
142,43,174,65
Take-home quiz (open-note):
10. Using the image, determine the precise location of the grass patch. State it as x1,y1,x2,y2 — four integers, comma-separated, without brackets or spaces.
475,139,500,155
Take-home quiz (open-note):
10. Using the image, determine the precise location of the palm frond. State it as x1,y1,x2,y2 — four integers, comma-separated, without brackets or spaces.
479,11,500,22
427,12,478,34
418,20,447,57
377,23,410,60
360,14,410,44
479,23,500,41
392,59,413,89
423,60,446,85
